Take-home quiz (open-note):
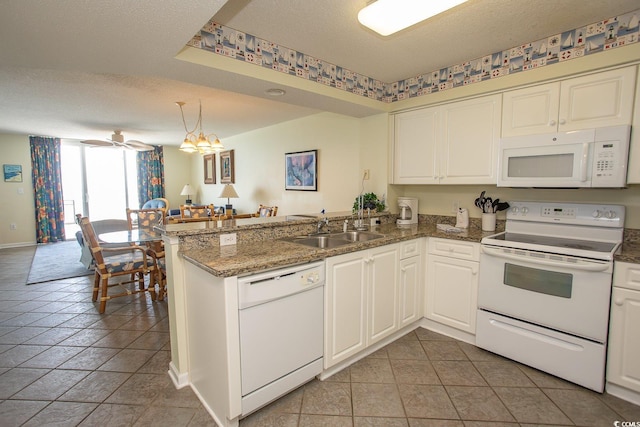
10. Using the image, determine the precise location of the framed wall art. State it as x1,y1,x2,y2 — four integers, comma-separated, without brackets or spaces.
220,149,235,184
285,150,317,191
3,164,22,182
203,154,216,184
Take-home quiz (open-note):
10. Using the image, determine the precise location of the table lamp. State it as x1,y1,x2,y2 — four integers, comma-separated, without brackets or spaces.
219,184,239,214
180,184,194,205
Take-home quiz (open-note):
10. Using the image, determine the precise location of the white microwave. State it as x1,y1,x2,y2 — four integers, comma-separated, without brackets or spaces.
498,125,630,188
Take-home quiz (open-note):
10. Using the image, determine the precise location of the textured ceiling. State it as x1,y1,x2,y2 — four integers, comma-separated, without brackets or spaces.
0,0,637,145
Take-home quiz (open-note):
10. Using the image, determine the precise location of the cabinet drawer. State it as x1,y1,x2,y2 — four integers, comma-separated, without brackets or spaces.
400,239,421,259
613,261,640,292
428,238,479,261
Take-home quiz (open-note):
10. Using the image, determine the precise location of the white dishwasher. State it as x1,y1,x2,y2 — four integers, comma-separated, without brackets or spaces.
238,261,324,415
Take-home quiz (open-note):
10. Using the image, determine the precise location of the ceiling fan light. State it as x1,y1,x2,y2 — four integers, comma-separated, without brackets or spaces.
111,130,125,143
358,0,468,36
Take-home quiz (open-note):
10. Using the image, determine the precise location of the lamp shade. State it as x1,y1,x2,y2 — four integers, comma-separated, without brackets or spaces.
219,184,239,199
180,184,194,196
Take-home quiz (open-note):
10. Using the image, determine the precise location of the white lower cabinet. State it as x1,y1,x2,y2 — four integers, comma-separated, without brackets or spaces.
325,250,367,367
325,243,403,368
607,261,640,401
425,238,479,334
399,239,423,328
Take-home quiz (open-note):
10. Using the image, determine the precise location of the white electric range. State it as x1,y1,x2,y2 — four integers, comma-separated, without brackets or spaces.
476,201,625,392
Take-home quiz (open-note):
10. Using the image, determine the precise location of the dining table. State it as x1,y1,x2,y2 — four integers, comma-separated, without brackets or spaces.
98,228,163,245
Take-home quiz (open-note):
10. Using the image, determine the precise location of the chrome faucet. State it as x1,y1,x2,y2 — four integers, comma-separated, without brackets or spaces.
317,217,330,234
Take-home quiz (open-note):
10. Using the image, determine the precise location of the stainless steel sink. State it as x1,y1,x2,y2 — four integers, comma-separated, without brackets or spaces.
284,231,385,248
330,231,385,242
288,235,352,249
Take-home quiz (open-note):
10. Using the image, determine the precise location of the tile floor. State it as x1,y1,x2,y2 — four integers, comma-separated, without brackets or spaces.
2,245,640,426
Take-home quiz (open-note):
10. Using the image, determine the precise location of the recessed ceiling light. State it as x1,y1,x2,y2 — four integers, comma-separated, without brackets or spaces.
358,0,468,36
265,88,286,97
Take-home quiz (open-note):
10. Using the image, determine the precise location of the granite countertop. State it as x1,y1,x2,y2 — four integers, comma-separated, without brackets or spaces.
181,222,494,278
615,242,640,264
178,217,640,276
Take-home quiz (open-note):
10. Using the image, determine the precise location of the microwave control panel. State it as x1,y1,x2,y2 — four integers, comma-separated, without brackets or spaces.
591,140,628,187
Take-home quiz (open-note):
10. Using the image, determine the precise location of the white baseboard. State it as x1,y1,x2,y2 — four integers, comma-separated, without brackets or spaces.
606,382,640,406
319,321,422,381
419,317,476,345
0,242,36,250
168,362,189,389
190,382,238,427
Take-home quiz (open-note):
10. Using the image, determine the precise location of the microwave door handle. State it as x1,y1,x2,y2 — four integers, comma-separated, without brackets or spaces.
480,246,610,272
580,143,589,182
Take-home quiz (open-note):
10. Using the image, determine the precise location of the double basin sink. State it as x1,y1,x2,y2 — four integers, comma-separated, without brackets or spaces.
284,230,385,249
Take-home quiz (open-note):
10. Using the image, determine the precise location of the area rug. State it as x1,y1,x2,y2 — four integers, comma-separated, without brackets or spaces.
27,240,93,285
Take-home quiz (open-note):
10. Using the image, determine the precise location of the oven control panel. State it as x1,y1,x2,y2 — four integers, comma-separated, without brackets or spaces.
541,206,576,219
507,201,625,227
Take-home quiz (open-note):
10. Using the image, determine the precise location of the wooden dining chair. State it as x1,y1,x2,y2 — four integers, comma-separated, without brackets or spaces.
257,205,278,217
78,217,157,313
126,208,166,230
126,208,166,299
180,204,214,219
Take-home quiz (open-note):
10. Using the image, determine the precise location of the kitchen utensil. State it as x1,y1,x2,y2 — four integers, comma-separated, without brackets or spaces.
484,197,493,213
474,191,486,210
492,198,500,213
495,201,510,212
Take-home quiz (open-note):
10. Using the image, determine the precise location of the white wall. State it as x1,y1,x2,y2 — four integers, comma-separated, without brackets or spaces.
0,134,36,247
195,112,389,217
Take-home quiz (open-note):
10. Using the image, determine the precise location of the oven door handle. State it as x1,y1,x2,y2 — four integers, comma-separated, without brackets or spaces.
481,246,610,272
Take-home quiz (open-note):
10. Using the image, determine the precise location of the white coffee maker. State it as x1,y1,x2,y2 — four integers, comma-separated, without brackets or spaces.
397,197,418,225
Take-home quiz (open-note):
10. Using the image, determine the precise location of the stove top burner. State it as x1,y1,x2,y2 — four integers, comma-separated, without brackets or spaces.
490,232,617,254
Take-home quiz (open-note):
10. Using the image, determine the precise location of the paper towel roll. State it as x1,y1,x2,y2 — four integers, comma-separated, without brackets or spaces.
455,208,469,229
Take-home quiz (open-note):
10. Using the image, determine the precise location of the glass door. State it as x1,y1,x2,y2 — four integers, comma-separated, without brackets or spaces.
61,142,138,238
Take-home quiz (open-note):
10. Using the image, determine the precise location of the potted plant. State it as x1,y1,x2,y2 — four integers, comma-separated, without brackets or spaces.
352,192,386,213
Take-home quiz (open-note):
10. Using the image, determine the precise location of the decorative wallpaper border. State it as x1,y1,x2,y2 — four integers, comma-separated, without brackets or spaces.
188,9,639,103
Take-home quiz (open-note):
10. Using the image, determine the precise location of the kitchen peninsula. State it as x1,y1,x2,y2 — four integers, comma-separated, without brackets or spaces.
160,212,486,426
160,212,640,426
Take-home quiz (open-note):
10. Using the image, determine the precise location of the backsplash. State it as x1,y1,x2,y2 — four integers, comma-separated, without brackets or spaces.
624,228,640,244
188,9,639,103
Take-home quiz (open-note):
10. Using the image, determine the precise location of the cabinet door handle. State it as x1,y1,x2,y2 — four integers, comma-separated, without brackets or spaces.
549,120,556,126
614,298,624,306
559,118,566,125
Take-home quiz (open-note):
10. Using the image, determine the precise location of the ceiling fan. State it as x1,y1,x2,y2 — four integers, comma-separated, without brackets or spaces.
81,130,154,151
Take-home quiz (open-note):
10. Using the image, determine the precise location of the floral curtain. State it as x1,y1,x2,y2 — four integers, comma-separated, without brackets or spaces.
30,136,65,243
136,145,165,208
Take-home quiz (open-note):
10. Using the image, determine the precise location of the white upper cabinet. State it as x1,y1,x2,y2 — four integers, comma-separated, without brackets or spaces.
392,94,501,185
438,95,502,184
502,66,637,137
392,106,439,184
